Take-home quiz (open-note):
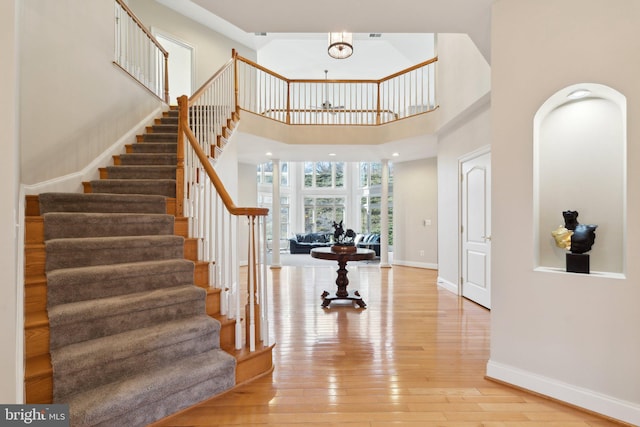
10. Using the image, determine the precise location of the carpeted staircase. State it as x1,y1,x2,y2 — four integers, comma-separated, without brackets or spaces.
32,109,236,426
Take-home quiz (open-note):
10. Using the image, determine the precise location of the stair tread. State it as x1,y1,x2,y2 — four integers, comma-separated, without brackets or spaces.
49,285,205,326
51,314,220,371
67,348,234,427
37,193,167,214
49,285,207,349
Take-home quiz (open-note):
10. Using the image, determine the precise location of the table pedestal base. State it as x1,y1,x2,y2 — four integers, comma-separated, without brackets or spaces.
321,290,366,308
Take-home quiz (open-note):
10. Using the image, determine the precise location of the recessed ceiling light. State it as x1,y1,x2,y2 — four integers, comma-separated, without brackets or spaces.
265,152,272,156
328,153,336,156
567,89,591,99
392,152,400,157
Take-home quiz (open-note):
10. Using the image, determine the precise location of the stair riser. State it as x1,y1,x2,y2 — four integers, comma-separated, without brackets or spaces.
50,295,206,349
102,167,177,180
25,326,49,358
137,134,177,143
25,373,52,404
147,125,178,133
24,289,222,358
128,143,177,154
93,371,233,427
25,281,46,314
73,349,234,427
44,214,174,240
47,260,195,305
89,180,177,198
155,117,178,125
25,245,45,278
37,193,167,215
54,331,219,402
116,154,177,166
46,238,184,271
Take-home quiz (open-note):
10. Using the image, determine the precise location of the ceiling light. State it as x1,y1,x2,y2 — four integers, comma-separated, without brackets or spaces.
567,89,591,99
328,32,353,59
328,153,336,156
265,152,272,156
392,152,400,157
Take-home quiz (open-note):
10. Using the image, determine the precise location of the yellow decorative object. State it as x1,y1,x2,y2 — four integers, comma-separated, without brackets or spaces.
551,226,573,250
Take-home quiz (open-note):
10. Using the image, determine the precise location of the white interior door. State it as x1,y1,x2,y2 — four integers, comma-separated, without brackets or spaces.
461,150,491,309
155,32,193,105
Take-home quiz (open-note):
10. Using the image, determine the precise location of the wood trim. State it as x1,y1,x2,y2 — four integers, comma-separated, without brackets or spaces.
379,56,438,82
114,0,168,56
189,58,234,103
178,96,268,218
235,54,289,82
112,62,166,103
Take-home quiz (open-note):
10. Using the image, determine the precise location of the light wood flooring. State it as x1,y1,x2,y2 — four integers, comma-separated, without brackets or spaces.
153,265,624,426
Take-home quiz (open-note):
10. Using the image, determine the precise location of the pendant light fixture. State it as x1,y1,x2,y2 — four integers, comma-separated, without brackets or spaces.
328,32,353,59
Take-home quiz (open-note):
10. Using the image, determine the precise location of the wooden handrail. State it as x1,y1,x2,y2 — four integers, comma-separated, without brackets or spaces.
178,96,268,217
236,53,438,85
234,52,438,125
115,0,168,57
379,57,438,83
235,54,290,82
190,57,235,103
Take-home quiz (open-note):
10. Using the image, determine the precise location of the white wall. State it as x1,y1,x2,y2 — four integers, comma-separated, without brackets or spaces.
436,102,491,291
129,0,257,96
0,0,21,403
20,0,163,185
436,33,491,128
489,1,640,424
392,158,438,268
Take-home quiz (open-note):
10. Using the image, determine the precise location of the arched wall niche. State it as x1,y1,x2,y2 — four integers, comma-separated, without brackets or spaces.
533,83,626,277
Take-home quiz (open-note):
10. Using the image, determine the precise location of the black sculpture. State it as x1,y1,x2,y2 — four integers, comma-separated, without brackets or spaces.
562,210,598,254
553,210,598,274
332,220,355,245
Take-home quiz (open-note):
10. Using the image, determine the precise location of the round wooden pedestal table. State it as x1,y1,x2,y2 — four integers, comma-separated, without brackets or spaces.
310,247,375,308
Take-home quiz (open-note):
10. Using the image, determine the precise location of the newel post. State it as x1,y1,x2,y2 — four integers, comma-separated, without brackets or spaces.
376,82,381,125
163,51,170,104
232,49,240,115
176,95,187,217
286,82,291,124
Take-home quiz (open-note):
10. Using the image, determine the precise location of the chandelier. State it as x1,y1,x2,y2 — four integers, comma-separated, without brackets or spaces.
328,32,353,59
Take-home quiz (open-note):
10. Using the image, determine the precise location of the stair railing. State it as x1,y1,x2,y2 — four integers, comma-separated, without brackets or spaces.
177,88,270,352
234,52,438,125
113,0,169,103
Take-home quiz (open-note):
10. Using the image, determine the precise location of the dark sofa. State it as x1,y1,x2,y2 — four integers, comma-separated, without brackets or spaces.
356,233,381,256
289,232,333,254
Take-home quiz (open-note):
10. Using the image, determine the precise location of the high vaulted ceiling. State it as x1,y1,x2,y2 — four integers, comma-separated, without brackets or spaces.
154,0,494,163
158,0,493,62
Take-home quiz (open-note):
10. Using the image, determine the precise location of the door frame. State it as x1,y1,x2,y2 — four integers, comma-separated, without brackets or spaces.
458,145,491,299
151,28,196,103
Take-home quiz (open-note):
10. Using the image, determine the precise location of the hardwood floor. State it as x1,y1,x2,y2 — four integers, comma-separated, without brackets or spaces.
153,265,623,426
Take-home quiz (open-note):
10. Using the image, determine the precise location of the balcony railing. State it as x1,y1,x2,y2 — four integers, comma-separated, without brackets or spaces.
235,53,437,125
113,0,169,102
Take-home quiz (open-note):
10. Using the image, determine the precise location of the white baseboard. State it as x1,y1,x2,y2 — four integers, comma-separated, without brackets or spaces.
391,259,438,270
436,276,459,295
22,107,163,195
486,360,640,426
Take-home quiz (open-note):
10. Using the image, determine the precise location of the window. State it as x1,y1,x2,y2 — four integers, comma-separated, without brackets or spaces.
359,162,393,244
359,161,391,187
258,194,290,241
304,197,345,233
304,161,345,188
258,162,289,186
